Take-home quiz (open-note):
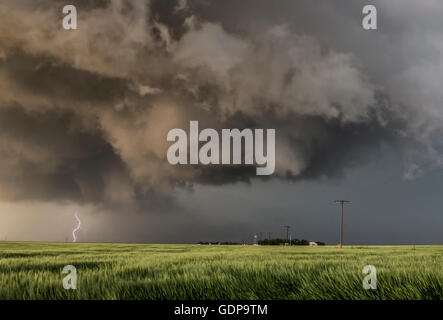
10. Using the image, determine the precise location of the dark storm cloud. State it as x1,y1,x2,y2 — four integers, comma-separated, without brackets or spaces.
189,0,443,178
0,103,118,202
0,0,439,210
5,49,128,104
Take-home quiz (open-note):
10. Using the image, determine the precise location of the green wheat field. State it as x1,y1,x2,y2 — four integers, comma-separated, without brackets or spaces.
0,242,441,300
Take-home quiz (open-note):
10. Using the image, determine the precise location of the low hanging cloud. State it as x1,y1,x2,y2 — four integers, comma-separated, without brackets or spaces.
0,0,439,210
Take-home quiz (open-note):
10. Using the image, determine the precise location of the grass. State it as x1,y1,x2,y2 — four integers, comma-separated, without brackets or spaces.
0,242,441,300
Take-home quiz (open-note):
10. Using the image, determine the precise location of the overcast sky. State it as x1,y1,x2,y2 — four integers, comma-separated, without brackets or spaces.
0,0,442,244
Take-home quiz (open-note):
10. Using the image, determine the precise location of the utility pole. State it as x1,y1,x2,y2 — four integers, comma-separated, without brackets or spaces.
335,200,351,248
283,225,291,243
268,232,272,240
249,235,257,245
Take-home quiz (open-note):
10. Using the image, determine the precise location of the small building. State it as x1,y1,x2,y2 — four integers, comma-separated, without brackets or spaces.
309,242,318,247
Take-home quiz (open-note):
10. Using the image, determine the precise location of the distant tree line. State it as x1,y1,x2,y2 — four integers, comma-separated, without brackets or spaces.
198,241,241,245
197,239,325,245
258,238,325,246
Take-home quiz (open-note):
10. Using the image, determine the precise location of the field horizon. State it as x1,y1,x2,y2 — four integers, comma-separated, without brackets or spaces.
0,242,441,300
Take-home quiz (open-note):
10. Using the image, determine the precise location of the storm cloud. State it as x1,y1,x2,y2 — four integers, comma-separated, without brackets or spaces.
0,1,442,244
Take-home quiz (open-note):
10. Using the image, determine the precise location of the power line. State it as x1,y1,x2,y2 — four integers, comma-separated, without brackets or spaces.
334,200,351,248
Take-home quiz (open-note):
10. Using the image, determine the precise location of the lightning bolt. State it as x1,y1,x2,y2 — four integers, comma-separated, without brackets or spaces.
72,212,81,243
